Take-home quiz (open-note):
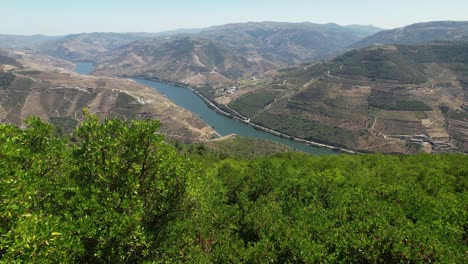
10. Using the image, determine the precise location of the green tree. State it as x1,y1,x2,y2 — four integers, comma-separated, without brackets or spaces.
0,116,193,263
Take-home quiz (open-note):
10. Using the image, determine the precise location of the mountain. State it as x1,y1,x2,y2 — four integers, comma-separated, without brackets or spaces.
0,34,62,49
93,22,382,86
198,22,382,64
4,31,204,61
222,42,468,153
36,32,152,61
0,50,215,142
93,36,276,85
352,21,468,48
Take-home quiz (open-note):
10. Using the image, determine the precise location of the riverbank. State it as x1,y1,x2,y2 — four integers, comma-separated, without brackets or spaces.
130,75,357,154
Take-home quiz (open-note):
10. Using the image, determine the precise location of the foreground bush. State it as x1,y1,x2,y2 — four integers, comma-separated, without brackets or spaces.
1,117,466,263
0,116,191,262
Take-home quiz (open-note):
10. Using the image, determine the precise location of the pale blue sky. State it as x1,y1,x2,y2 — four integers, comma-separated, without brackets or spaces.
2,0,468,35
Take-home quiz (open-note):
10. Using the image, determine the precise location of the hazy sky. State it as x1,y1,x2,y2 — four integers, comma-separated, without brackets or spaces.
2,0,468,35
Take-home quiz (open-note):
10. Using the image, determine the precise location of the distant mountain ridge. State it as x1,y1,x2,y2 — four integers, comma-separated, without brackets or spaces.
197,22,383,64
36,33,150,61
93,36,277,85
92,22,382,85
0,34,62,49
0,22,382,64
352,21,468,48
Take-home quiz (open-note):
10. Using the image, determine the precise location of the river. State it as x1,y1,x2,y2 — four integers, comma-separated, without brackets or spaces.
74,62,335,155
75,61,94,75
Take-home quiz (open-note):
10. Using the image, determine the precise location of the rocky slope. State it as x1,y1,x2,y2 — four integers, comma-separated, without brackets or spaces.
0,50,215,142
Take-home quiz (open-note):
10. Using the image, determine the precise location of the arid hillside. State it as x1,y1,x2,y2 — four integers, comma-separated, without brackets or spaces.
92,22,382,86
93,36,276,85
0,50,215,142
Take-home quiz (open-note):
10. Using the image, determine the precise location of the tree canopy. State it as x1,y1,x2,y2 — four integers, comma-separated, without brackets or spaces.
0,117,467,263
0,116,192,262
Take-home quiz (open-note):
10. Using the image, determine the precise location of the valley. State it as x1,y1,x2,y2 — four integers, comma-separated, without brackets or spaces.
91,22,381,86
1,2,468,262
1,21,467,154
0,50,216,142
130,77,338,154
218,42,468,153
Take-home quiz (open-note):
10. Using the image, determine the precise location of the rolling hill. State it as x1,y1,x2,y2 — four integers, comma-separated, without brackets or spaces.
198,22,382,64
93,36,277,85
92,22,382,86
0,50,215,142
223,42,468,153
36,32,152,61
352,21,468,48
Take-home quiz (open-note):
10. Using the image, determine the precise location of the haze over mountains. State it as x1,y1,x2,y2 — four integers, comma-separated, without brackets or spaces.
1,20,468,153
353,21,468,48
0,22,383,86
90,22,383,86
3,0,468,261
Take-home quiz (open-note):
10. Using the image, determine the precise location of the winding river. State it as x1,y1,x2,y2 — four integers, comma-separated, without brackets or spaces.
75,62,335,155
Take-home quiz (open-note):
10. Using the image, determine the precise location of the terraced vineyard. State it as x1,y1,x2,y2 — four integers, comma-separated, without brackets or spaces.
0,51,216,142
223,42,468,153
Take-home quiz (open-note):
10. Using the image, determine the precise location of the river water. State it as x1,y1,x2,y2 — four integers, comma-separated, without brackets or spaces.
75,61,94,75
75,62,335,155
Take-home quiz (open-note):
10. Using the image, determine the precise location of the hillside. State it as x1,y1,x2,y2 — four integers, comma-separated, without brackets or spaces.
223,42,468,153
93,36,276,85
198,22,382,64
0,50,215,142
36,32,150,61
185,134,295,159
92,22,381,86
353,21,468,48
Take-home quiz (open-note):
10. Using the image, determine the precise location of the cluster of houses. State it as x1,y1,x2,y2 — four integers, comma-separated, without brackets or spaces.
223,86,239,94
410,134,451,150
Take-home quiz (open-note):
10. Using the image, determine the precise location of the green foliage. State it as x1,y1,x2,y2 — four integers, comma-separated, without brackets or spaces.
1,117,467,263
113,92,142,119
332,47,428,84
368,88,433,111
0,72,15,88
178,136,294,160
414,111,428,120
0,116,192,263
165,153,468,263
49,116,79,135
370,99,432,111
229,90,279,117
254,110,357,148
